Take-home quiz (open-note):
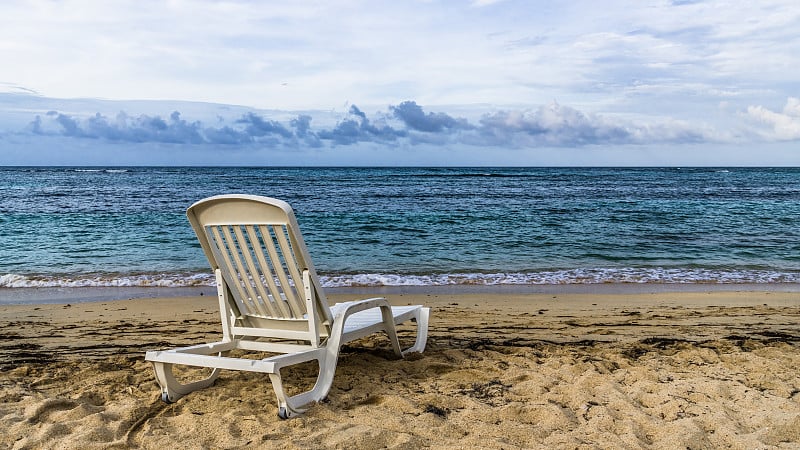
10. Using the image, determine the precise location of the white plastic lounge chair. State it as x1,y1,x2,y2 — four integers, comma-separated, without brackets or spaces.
145,194,429,418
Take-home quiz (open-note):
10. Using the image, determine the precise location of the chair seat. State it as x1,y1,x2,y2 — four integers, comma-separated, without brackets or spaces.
331,303,422,333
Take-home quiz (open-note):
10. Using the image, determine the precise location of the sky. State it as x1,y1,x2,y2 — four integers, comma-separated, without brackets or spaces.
0,0,799,166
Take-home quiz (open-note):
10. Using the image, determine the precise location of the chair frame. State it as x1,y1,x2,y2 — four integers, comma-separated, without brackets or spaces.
145,195,429,418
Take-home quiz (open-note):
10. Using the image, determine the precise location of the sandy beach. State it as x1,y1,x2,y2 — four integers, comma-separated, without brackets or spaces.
1,288,799,449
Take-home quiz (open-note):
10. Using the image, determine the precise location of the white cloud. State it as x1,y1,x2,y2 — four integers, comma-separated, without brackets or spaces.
470,0,507,6
1,0,799,168
1,0,797,110
745,97,800,140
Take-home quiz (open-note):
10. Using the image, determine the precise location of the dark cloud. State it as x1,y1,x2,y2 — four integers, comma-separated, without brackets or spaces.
289,114,322,147
31,110,212,144
317,118,361,145
162,111,205,144
291,115,312,137
317,105,406,145
26,100,712,149
28,115,43,134
349,105,367,120
390,101,472,132
29,110,290,145
236,112,293,139
56,113,82,137
202,125,251,145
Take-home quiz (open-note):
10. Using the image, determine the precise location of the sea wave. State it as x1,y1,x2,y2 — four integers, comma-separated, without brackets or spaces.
0,273,214,288
2,268,800,289
72,168,130,173
321,269,800,286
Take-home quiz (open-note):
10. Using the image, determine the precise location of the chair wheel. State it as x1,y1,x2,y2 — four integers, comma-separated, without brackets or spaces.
278,407,290,419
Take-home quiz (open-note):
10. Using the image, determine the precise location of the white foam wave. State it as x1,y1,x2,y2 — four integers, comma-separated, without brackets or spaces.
320,269,800,286
2,268,799,289
72,169,129,173
0,273,215,288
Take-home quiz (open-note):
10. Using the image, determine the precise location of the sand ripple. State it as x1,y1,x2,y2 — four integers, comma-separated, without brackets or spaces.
1,292,799,449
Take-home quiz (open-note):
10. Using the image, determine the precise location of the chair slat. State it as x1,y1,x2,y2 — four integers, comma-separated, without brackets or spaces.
262,225,304,318
249,225,293,318
237,225,280,317
220,225,263,316
208,226,252,315
274,225,307,315
231,225,272,317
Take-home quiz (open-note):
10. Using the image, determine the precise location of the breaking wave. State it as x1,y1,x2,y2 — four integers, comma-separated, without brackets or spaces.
3,267,799,289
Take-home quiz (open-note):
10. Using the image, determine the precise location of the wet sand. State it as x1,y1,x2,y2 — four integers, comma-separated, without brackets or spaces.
1,289,799,448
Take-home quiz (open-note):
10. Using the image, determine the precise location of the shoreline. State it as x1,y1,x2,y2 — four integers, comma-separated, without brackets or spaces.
1,282,798,305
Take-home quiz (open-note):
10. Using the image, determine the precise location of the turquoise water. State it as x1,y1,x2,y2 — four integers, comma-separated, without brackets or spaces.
1,167,799,287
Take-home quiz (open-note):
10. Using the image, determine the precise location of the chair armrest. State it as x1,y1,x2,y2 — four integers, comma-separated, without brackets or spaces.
327,297,401,356
330,297,391,322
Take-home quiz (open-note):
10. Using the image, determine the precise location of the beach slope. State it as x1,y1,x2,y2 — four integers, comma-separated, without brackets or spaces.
1,290,799,449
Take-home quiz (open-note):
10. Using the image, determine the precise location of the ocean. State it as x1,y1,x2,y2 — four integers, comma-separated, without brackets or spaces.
1,167,799,294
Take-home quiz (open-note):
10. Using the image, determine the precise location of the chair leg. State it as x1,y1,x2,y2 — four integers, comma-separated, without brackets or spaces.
272,306,431,418
269,351,337,419
402,307,430,355
380,306,404,358
270,304,428,418
152,362,222,403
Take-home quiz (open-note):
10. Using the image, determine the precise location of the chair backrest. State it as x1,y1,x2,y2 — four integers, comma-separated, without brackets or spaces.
187,195,333,340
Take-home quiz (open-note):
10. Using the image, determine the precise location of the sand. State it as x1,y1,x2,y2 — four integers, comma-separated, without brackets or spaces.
1,289,799,449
